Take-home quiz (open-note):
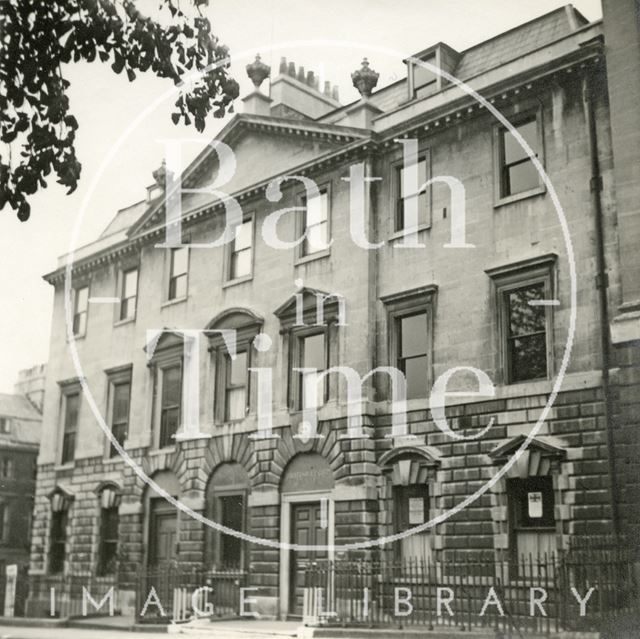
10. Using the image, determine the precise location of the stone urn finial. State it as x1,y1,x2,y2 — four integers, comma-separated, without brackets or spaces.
246,54,271,90
351,57,379,98
152,159,167,189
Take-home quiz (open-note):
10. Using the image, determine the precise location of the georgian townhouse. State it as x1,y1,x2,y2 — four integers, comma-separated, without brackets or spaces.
26,3,640,623
0,366,43,616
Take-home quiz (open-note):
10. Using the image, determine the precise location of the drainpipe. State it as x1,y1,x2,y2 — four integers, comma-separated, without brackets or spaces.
582,71,620,539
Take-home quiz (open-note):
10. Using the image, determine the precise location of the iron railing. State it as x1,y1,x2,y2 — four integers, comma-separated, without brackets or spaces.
303,549,639,637
28,571,119,619
135,564,246,623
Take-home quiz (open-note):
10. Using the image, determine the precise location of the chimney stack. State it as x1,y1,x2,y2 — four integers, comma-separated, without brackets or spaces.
269,59,341,119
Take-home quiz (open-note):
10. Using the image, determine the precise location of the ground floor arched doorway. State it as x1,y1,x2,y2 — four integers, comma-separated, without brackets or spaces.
278,452,335,619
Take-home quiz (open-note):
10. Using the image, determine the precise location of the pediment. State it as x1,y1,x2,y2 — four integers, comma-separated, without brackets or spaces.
274,286,344,329
489,435,567,478
128,114,367,239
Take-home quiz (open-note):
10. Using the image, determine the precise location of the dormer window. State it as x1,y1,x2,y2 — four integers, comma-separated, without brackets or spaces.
406,43,460,101
411,55,437,99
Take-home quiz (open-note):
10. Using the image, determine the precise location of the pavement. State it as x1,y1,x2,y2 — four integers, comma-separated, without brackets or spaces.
0,618,303,639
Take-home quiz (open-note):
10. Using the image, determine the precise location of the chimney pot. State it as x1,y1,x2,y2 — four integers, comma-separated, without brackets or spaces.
279,57,287,74
306,70,315,86
288,61,296,77
331,86,340,101
324,81,331,96
297,66,306,82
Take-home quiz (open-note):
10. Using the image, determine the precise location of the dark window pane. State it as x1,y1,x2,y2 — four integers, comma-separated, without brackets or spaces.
162,366,182,407
49,511,67,574
507,284,546,336
220,495,244,568
61,433,75,464
399,313,427,358
65,394,79,431
110,422,127,457
302,333,325,371
508,475,555,529
98,507,119,575
507,161,539,195
393,484,429,533
160,407,179,447
112,383,130,423
509,334,547,382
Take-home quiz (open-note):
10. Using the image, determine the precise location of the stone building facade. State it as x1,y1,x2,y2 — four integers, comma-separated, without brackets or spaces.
0,368,43,614
26,4,640,620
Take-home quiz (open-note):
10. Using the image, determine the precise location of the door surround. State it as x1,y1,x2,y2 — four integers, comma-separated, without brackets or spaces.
279,489,335,619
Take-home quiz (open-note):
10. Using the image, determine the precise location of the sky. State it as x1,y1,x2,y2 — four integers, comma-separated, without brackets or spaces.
0,0,603,393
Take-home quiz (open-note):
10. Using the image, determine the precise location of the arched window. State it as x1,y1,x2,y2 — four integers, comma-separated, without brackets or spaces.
204,462,250,571
146,331,186,449
379,446,441,563
206,309,263,424
489,435,566,568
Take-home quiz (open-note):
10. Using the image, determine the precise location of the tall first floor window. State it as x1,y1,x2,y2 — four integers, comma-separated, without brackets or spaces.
109,379,131,458
396,311,429,400
73,286,89,336
228,217,253,280
97,506,119,576
49,510,68,574
488,257,555,385
224,351,248,421
504,282,548,383
299,332,327,410
159,364,182,448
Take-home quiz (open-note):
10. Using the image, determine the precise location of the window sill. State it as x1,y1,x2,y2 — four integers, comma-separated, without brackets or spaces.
54,462,75,472
67,333,86,343
148,446,175,456
223,274,253,289
161,296,188,309
295,249,331,266
494,186,546,208
505,375,550,388
114,317,135,328
388,224,431,243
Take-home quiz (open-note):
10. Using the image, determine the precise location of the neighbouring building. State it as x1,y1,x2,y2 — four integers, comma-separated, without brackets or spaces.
0,366,44,615
25,2,640,626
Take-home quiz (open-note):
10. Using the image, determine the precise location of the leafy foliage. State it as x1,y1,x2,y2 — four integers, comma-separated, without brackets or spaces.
0,0,239,221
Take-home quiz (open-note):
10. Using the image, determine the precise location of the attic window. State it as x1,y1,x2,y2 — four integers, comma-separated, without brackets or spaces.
412,55,437,99
0,418,10,434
